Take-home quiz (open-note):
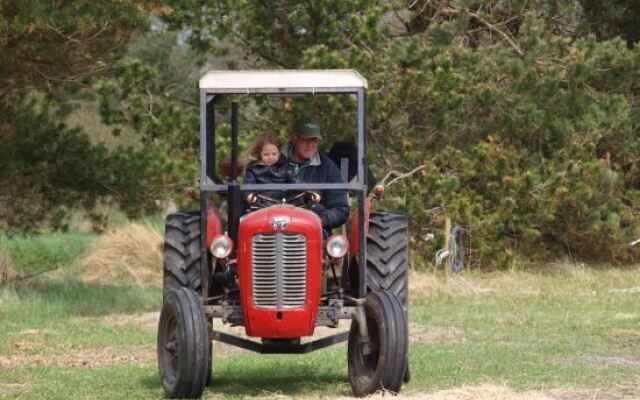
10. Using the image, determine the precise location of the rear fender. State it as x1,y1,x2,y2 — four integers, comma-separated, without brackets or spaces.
206,205,224,248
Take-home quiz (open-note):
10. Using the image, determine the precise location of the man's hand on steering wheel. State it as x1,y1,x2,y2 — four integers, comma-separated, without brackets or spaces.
247,193,281,208
286,191,321,208
309,192,321,203
247,191,321,210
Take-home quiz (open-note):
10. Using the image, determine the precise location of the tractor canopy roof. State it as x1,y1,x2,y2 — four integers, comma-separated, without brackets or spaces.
199,69,367,94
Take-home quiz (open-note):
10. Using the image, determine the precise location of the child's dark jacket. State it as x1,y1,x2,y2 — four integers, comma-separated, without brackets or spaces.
244,154,294,185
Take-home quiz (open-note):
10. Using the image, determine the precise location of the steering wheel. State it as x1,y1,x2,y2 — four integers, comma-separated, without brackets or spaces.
247,191,321,210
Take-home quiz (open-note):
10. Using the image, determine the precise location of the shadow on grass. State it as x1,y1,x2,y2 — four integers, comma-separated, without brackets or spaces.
139,362,351,397
140,371,160,390
210,370,349,397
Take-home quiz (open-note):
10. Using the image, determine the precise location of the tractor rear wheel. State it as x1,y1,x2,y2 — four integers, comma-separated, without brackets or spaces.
347,291,408,397
365,211,409,309
365,211,411,382
157,287,209,399
163,211,203,298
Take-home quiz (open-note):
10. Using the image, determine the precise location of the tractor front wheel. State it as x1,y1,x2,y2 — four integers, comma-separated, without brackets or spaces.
347,291,408,397
157,287,210,399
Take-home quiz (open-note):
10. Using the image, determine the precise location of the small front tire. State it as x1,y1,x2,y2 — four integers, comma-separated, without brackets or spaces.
347,291,408,397
157,287,210,399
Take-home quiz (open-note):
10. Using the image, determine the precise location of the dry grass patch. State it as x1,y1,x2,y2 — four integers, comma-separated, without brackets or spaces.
409,264,640,299
80,223,162,287
334,384,597,400
409,270,497,298
605,328,640,338
0,382,33,396
408,322,461,343
70,312,160,334
580,355,640,368
0,344,155,371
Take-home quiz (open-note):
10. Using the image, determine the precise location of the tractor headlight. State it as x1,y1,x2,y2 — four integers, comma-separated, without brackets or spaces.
326,235,348,258
210,235,233,258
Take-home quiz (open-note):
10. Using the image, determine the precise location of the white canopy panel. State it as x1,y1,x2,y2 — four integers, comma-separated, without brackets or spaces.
199,69,367,93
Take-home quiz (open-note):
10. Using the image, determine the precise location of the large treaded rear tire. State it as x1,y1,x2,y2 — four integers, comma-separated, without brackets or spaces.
157,287,209,399
163,211,203,298
366,212,409,310
347,291,408,396
366,211,411,383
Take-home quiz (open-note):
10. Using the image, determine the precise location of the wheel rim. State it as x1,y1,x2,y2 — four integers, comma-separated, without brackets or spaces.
161,314,179,385
354,316,380,382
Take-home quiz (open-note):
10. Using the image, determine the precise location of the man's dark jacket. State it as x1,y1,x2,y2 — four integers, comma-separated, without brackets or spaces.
288,151,349,230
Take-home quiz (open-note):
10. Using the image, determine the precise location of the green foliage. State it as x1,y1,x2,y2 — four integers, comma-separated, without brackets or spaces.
579,0,640,46
0,1,149,97
0,94,169,231
0,1,165,232
3,1,639,266
94,29,206,203
161,1,639,267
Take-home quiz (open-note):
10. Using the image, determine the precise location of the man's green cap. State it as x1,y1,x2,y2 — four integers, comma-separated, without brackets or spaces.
293,120,322,140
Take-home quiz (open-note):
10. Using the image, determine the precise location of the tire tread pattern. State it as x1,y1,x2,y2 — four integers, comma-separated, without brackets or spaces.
366,212,409,309
163,211,203,297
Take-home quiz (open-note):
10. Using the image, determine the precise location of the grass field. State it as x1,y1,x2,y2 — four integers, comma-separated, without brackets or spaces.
0,230,639,399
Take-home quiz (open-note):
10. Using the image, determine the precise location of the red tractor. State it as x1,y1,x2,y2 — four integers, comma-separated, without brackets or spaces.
157,70,410,398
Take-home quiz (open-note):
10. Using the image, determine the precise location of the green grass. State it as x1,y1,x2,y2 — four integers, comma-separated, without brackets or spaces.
0,215,164,277
0,229,161,357
0,231,96,274
404,267,640,394
0,281,161,355
0,232,639,399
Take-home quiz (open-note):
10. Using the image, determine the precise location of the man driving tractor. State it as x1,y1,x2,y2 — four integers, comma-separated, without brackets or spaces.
245,119,349,232
285,120,349,231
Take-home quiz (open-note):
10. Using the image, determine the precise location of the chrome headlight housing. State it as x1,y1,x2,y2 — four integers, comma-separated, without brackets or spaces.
326,235,348,258
210,235,233,258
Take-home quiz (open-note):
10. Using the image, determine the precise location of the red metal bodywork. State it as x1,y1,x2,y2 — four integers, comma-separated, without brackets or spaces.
237,205,323,338
348,196,372,257
206,205,224,248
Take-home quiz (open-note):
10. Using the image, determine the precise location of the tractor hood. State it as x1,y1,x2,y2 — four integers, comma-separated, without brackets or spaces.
240,205,322,232
238,205,323,338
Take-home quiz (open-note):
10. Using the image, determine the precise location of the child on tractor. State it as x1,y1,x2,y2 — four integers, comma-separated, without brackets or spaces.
243,132,296,206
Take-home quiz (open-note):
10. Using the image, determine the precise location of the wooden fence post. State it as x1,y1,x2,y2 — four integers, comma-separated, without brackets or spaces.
444,217,451,282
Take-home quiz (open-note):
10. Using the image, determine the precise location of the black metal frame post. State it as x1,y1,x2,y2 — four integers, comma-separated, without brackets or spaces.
230,102,239,181
199,93,216,301
356,89,367,298
206,96,215,180
228,102,240,245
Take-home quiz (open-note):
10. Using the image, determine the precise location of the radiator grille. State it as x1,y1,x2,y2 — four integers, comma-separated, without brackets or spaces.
252,233,307,309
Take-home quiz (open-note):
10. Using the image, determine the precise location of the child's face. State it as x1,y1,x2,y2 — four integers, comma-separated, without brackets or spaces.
260,143,280,166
